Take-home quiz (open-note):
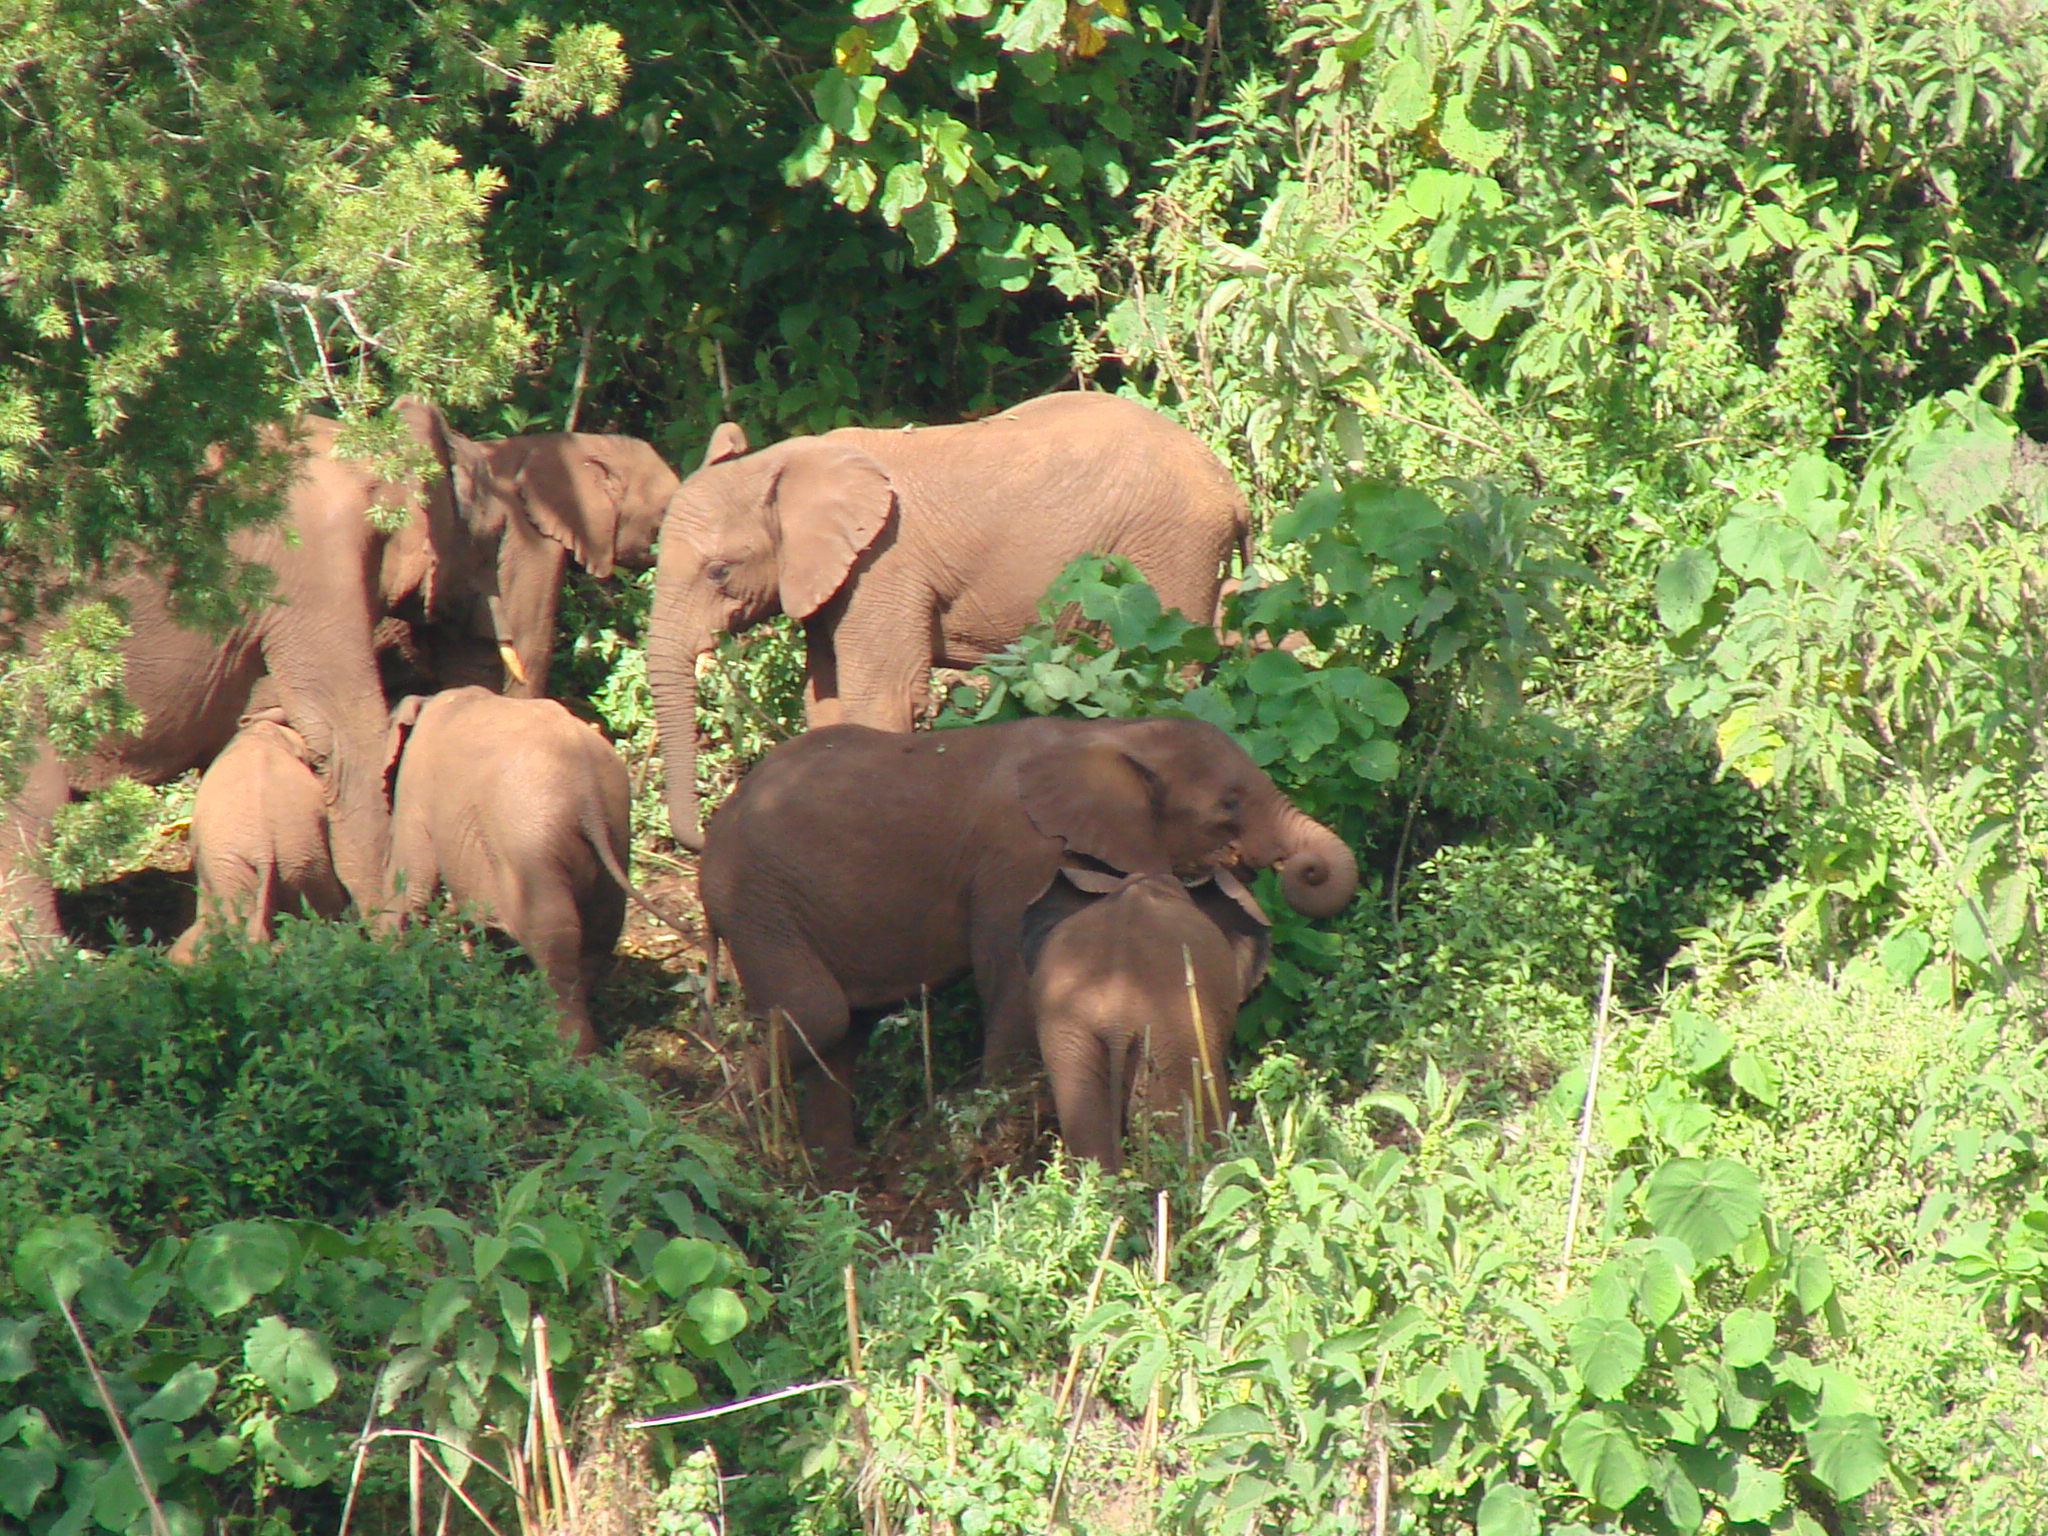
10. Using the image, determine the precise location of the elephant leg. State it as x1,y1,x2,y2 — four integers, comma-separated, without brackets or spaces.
826,601,938,731
508,876,599,1056
1047,1031,1135,1173
725,934,861,1181
971,920,1040,1083
0,741,69,958
801,618,843,728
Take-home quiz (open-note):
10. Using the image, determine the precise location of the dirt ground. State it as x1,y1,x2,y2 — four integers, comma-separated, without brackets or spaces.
67,827,1052,1243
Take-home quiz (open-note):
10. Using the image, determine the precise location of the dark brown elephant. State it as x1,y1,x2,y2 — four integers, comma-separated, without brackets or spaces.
0,404,679,953
647,391,1251,848
383,687,688,1055
697,715,1356,1179
1022,867,1270,1173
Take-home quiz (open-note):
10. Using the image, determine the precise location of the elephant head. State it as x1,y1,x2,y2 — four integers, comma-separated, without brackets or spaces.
398,408,681,696
647,423,896,846
1015,717,1361,919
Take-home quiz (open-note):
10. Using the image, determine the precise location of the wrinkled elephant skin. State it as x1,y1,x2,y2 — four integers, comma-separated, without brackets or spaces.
698,715,1356,1179
647,391,1251,848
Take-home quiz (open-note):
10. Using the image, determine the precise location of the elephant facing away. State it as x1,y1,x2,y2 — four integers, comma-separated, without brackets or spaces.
1021,867,1271,1173
383,687,684,1056
648,391,1252,847
166,708,347,964
697,715,1356,1180
0,404,679,956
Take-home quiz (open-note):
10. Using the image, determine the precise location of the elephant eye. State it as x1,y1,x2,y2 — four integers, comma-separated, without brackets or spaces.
705,559,733,583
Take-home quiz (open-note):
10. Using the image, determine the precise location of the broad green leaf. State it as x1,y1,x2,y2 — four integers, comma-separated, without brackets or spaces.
1786,1247,1835,1312
1724,1456,1786,1521
686,1286,749,1346
1804,1413,1886,1499
1656,546,1719,634
1878,926,1932,983
1727,1048,1782,1106
1635,1248,1686,1328
1642,1158,1765,1267
0,1445,58,1521
1558,1410,1650,1509
1476,1480,1539,1536
136,1364,218,1423
243,1316,338,1412
13,1218,111,1309
183,1222,297,1317
0,1317,42,1382
1440,93,1510,171
1720,1307,1775,1367
651,1238,726,1298
1373,55,1435,132
1654,1454,1706,1533
1569,1314,1646,1399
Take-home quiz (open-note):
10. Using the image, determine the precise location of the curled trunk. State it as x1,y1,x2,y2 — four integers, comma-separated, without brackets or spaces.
1247,790,1358,919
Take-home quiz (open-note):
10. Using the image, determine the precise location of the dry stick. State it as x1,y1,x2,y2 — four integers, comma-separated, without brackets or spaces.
1048,1338,1115,1522
334,1364,388,1536
1138,1191,1172,1472
1555,954,1617,1298
1184,945,1227,1135
1054,1217,1126,1417
410,1438,425,1536
920,986,935,1115
627,1377,855,1430
54,1293,172,1536
533,1313,581,1528
562,318,596,433
841,1264,894,1536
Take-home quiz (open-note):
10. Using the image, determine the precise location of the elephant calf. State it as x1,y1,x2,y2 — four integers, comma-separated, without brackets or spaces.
383,687,678,1055
699,715,1357,1180
168,708,348,963
1022,866,1271,1173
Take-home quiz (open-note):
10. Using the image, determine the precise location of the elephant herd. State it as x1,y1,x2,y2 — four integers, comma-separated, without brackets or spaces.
1,390,1359,1175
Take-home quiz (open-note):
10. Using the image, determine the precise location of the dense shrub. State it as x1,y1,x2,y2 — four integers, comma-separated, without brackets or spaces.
0,916,609,1248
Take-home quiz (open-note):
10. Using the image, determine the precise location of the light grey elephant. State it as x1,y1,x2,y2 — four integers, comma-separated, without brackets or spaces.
167,706,347,963
1021,866,1271,1172
647,391,1252,847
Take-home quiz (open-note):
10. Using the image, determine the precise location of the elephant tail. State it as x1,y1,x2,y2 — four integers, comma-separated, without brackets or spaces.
584,813,699,944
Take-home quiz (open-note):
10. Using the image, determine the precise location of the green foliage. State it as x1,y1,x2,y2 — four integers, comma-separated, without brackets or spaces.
0,0,621,599
1301,838,1619,1089
0,917,611,1242
1663,393,2048,985
0,925,760,1536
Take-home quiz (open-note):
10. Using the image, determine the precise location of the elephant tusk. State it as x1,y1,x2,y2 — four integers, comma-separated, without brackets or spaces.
498,640,530,686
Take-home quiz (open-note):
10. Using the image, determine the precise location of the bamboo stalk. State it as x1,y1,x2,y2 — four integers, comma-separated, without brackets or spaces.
1054,1217,1125,1417
1184,944,1227,1135
1556,953,1617,1297
1138,1191,1171,1471
54,1293,172,1536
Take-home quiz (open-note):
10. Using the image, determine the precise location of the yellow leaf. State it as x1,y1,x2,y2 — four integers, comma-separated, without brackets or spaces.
1071,8,1106,57
834,25,873,75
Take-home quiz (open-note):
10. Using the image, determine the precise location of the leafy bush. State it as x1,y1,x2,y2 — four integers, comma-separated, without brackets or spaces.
0,926,762,1536
0,917,610,1247
1297,838,1619,1093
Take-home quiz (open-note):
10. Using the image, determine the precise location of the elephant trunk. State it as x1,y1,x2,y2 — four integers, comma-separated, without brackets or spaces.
647,595,712,851
1246,790,1358,919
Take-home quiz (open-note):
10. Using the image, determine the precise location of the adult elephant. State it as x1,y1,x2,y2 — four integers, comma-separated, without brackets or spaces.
697,715,1356,1178
647,391,1251,848
0,403,679,951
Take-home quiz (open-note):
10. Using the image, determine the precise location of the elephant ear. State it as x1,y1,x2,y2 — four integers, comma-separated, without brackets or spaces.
1017,732,1181,875
509,438,621,579
382,694,428,805
1020,864,1135,974
767,439,896,620
394,396,499,615
1186,866,1272,999
701,422,749,467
